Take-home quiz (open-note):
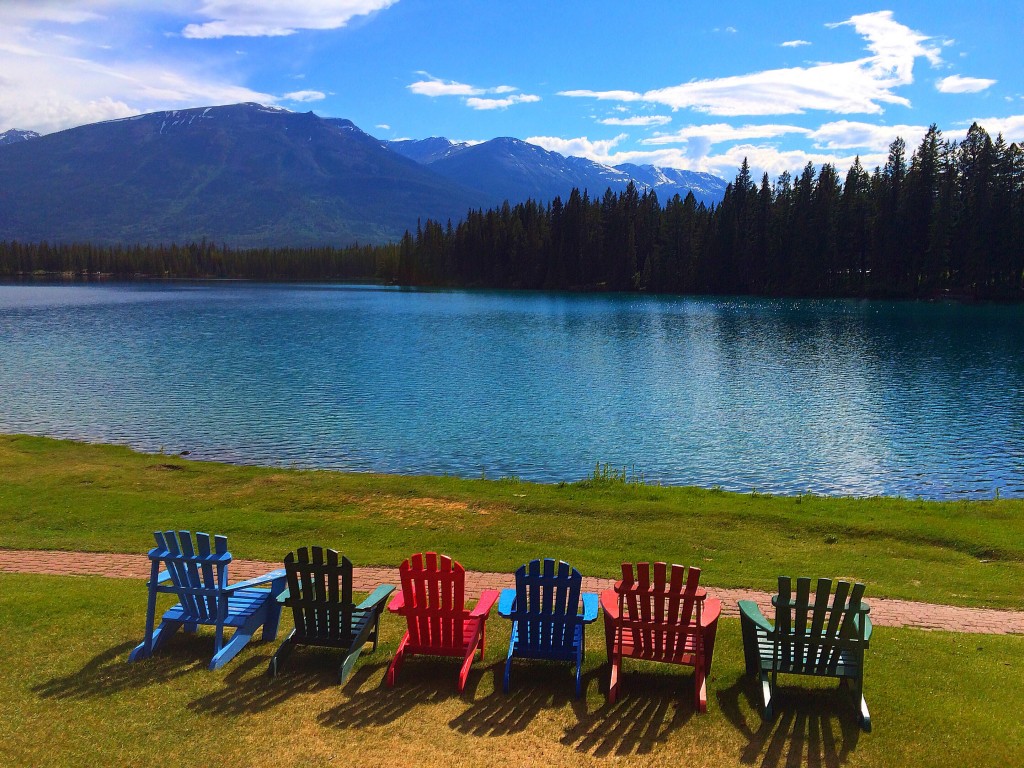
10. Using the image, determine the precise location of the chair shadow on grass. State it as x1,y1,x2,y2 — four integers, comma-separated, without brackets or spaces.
448,664,581,737
318,657,474,730
560,669,697,757
716,675,862,768
32,640,205,700
187,649,355,716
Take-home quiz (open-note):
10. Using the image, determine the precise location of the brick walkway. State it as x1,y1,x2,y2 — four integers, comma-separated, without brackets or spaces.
2,549,1022,635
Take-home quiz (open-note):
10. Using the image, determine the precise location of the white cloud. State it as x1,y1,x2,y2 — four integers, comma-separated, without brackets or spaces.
641,122,808,145
936,75,997,94
408,76,484,97
561,11,943,116
181,0,399,39
525,134,888,186
781,40,811,48
524,134,629,164
808,120,929,151
465,94,540,110
600,115,671,127
559,89,642,102
283,89,325,102
1,1,107,25
964,115,1024,142
0,11,276,133
409,75,539,110
376,123,390,130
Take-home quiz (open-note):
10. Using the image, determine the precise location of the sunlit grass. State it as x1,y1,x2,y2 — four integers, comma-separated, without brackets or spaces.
2,435,1023,608
1,573,1021,767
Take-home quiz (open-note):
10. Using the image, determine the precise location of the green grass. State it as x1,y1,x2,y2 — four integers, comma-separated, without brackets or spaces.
2,572,1021,767
2,434,1024,608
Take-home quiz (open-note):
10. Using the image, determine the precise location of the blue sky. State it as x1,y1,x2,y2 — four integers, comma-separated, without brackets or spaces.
2,1,1021,182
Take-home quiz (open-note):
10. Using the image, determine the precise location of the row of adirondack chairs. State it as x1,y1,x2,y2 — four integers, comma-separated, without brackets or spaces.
128,531,871,728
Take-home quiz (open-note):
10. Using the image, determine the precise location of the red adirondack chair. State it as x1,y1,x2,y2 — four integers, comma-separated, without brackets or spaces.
386,552,500,692
600,562,721,711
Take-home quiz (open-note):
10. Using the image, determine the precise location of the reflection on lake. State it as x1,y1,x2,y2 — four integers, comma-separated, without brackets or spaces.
1,282,1022,499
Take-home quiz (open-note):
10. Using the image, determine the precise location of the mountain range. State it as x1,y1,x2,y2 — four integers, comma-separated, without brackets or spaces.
0,103,726,247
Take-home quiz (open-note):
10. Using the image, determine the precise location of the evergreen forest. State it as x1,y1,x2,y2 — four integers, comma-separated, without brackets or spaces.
2,122,1022,300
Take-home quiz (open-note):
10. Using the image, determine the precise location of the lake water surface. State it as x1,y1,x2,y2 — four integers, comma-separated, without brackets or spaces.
1,282,1022,499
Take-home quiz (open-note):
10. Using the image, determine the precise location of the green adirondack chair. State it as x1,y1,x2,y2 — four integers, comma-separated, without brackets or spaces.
268,546,395,684
739,577,872,731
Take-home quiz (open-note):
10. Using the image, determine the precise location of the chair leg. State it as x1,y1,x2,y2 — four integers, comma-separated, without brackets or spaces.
852,676,871,731
740,612,760,677
607,654,621,704
262,601,283,642
210,627,254,671
603,614,615,662
503,653,513,694
267,630,296,676
693,656,708,714
370,612,382,652
458,640,478,693
575,641,584,698
128,619,181,662
339,638,371,685
386,633,410,687
761,669,774,720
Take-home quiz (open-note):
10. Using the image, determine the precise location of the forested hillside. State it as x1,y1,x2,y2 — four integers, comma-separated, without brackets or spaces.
395,122,1023,298
3,122,1021,300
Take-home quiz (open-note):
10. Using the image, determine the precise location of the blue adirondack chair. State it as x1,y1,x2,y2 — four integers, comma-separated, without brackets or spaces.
128,530,286,670
497,558,599,697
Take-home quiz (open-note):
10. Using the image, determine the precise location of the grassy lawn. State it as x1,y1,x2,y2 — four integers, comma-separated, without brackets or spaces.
2,435,1023,608
2,572,1021,767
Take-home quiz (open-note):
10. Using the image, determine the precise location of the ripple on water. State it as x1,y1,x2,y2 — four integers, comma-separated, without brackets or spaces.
1,282,1023,499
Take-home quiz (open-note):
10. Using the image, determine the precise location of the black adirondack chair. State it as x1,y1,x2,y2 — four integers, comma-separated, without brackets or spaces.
268,546,394,683
739,577,872,731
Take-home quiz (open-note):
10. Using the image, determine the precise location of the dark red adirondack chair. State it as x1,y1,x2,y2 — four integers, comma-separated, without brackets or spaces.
386,552,500,692
600,562,721,711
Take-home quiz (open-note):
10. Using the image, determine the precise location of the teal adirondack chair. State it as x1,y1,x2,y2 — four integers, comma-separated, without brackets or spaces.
128,530,286,670
268,546,394,683
497,558,599,697
739,577,872,731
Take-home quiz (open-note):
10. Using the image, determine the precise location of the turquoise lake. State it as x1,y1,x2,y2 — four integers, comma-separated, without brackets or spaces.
1,282,1022,499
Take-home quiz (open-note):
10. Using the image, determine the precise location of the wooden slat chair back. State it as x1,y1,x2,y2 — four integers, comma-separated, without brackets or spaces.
268,546,394,682
498,558,599,696
739,576,872,730
386,552,500,692
153,529,231,623
285,547,355,645
618,562,704,663
128,530,285,670
400,552,467,652
600,561,721,711
511,558,583,655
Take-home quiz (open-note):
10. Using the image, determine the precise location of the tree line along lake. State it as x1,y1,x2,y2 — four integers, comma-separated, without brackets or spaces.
1,281,1021,500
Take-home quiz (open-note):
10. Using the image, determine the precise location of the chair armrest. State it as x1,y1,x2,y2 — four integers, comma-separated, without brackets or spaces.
497,588,517,618
581,592,599,622
599,588,619,621
356,584,396,612
470,589,500,618
387,591,405,614
701,597,722,627
738,600,774,633
224,568,287,593
276,587,291,604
